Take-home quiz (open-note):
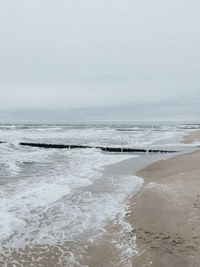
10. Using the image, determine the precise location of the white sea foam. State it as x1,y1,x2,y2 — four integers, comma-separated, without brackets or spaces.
0,123,193,147
0,147,138,248
0,211,25,239
0,124,198,264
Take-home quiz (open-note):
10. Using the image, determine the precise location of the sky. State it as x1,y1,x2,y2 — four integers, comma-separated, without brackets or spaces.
0,0,200,121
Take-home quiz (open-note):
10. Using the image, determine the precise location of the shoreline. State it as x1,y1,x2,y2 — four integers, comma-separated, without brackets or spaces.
78,131,198,267
128,131,200,266
1,129,198,266
79,141,188,266
78,154,174,267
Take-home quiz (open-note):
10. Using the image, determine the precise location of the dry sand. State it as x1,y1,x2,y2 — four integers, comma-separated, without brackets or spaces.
129,131,200,267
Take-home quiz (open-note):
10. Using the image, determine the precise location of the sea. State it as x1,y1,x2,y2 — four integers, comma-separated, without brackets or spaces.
0,122,199,266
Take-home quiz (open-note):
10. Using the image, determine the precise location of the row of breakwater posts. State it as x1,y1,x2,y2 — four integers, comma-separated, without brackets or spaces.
17,142,178,153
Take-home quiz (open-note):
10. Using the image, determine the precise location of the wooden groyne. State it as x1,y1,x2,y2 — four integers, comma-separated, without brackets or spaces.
19,142,177,153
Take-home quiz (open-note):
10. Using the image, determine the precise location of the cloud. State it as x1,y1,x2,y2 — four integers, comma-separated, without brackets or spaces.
0,0,200,113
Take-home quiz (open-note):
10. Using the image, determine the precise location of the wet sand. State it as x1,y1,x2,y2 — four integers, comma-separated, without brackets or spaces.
0,153,170,267
1,131,199,266
129,131,200,267
183,130,200,144
79,154,171,267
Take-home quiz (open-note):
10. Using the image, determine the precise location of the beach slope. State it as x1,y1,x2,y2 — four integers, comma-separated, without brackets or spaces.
129,132,200,267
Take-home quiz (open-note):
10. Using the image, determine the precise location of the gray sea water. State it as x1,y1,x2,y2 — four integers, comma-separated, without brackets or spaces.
0,123,199,265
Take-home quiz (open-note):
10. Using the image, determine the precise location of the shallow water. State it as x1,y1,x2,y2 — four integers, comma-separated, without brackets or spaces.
0,123,199,265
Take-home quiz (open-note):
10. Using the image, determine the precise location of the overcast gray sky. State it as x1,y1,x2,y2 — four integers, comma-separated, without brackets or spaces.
0,0,200,115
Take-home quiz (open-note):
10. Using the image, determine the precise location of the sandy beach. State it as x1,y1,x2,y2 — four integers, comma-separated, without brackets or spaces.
129,131,200,267
1,127,200,266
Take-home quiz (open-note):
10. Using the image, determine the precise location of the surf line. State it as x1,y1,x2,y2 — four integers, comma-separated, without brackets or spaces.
19,142,177,153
